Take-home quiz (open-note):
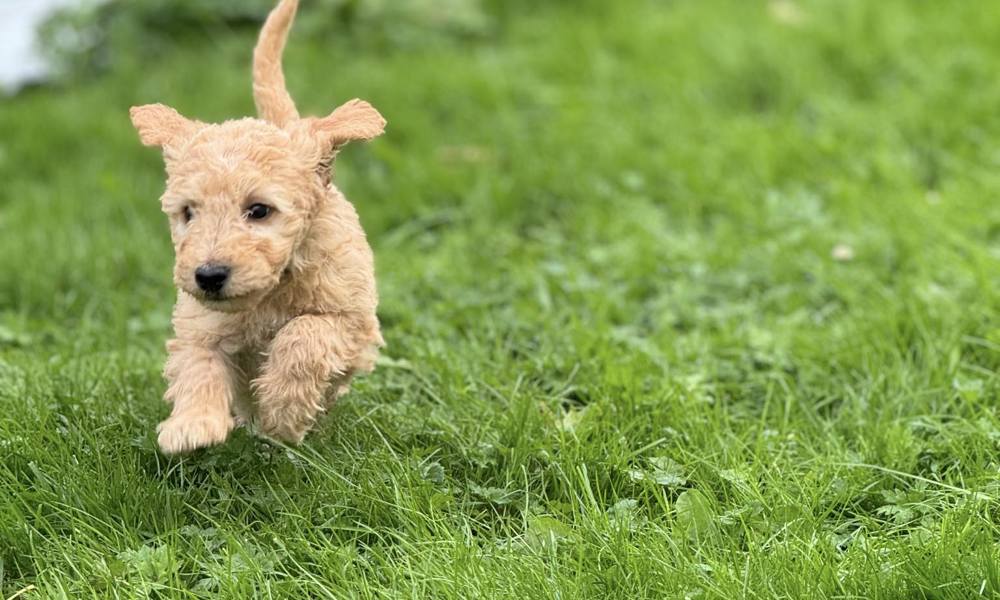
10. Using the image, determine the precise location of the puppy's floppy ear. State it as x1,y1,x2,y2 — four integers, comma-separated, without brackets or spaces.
302,99,385,182
310,98,386,152
129,104,201,154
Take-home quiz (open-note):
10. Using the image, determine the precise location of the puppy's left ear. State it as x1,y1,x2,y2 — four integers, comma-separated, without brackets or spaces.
303,99,385,178
310,99,386,149
291,99,385,182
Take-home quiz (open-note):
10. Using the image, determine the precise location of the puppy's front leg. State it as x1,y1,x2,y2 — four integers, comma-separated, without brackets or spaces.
253,314,357,443
157,342,237,454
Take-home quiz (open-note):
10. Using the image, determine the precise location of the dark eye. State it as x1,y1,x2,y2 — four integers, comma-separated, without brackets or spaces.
182,206,194,223
245,203,272,221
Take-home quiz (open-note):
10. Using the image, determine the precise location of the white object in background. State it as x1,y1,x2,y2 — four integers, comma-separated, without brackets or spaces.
0,0,83,93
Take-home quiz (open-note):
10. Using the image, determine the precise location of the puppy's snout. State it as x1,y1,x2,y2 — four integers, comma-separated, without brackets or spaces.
195,264,231,294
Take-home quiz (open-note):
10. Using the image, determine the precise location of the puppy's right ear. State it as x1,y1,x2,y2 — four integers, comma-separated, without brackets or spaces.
129,104,200,155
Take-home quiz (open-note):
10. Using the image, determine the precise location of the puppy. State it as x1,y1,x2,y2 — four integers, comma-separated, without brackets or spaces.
130,0,385,454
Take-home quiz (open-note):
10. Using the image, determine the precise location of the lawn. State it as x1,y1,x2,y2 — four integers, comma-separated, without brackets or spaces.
3,0,1000,597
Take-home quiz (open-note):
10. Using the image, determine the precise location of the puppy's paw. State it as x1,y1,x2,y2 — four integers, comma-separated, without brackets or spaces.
257,409,311,445
157,411,234,454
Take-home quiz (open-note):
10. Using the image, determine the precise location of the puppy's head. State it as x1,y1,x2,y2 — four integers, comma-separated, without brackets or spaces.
129,0,384,313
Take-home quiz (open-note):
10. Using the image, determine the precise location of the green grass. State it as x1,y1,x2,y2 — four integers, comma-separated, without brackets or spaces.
3,0,1000,597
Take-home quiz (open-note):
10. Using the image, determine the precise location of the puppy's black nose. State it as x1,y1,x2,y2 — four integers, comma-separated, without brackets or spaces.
195,264,231,294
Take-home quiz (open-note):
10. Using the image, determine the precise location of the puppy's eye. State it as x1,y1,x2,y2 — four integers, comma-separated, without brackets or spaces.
182,206,194,223
245,203,272,221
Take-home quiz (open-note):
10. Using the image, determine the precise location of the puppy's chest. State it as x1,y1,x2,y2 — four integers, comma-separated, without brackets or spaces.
220,305,294,356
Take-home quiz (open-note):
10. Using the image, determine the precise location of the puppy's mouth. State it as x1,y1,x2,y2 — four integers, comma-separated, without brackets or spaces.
190,289,264,312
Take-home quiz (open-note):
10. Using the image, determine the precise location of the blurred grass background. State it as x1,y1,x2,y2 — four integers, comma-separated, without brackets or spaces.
3,0,1000,597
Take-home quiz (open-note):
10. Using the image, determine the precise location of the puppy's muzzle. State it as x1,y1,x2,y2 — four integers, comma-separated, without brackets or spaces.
195,263,231,294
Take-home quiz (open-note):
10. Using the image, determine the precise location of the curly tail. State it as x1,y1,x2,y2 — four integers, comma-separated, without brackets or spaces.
253,0,300,126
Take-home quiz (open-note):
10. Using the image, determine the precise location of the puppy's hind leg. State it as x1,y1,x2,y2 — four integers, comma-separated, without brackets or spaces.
252,314,368,443
157,342,237,454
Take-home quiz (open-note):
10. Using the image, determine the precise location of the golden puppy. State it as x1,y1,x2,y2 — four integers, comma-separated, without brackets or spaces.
130,0,385,453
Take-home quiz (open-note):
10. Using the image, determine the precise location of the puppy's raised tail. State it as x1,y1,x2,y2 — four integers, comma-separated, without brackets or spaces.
253,0,300,126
